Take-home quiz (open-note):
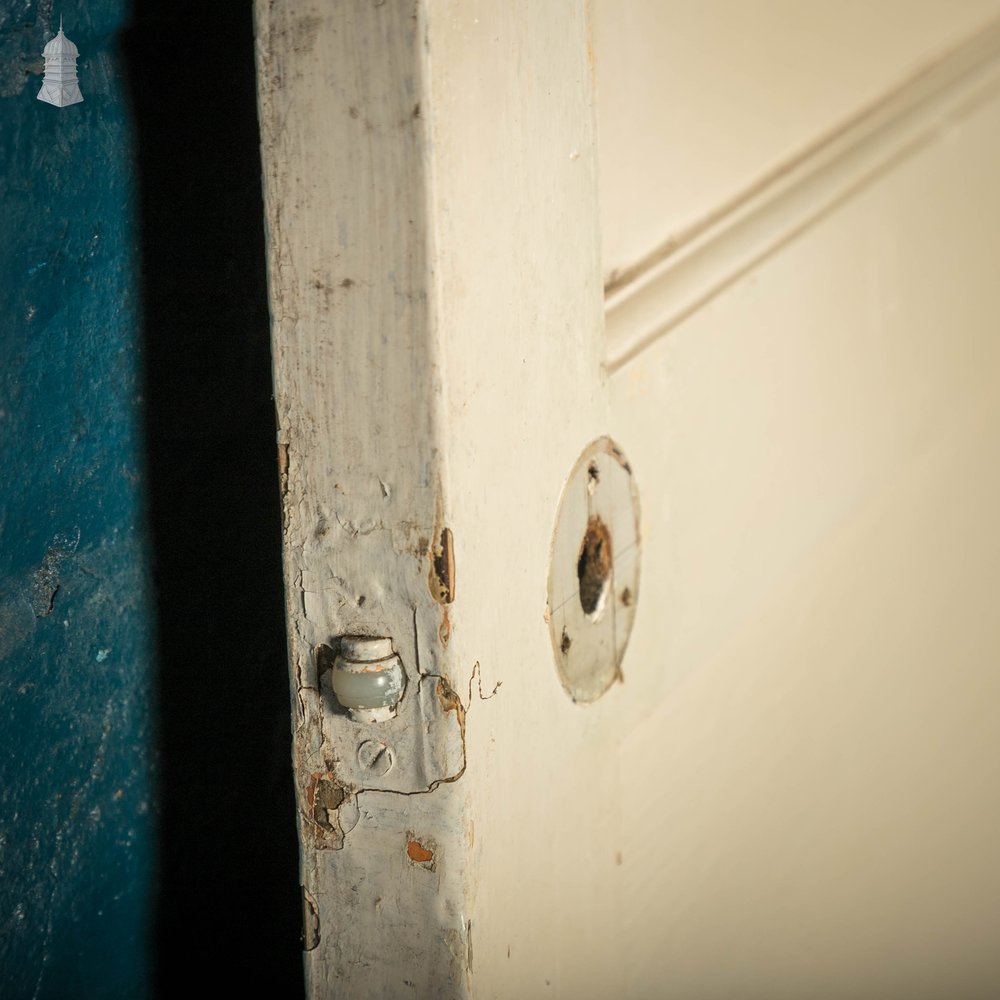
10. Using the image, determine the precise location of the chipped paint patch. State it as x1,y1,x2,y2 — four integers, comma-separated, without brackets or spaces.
302,886,321,951
277,441,289,498
436,675,465,729
30,528,80,618
306,771,350,849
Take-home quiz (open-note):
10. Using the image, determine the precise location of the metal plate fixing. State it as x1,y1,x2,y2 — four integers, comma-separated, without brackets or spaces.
546,437,641,702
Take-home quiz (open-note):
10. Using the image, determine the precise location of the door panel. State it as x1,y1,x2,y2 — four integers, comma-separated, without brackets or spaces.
611,86,1000,998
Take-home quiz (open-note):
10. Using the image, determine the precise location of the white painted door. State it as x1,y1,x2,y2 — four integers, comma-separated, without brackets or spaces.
255,3,1000,996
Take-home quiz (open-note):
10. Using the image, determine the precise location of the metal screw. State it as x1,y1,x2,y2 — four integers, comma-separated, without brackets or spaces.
357,739,394,776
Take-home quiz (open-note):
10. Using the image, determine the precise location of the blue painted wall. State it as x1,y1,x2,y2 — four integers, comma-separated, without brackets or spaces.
2,3,303,994
0,3,155,997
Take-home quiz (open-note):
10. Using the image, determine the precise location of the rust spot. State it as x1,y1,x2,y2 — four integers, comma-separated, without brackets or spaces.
304,774,319,812
406,839,434,864
560,628,571,655
438,607,451,647
428,527,455,604
608,439,633,475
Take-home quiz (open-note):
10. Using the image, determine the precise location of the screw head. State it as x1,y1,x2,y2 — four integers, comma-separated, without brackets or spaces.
357,739,393,776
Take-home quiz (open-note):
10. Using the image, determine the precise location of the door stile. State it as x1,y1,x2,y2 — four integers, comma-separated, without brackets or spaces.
254,2,608,996
255,3,468,995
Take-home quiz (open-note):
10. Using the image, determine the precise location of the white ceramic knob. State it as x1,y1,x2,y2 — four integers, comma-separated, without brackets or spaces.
331,636,406,723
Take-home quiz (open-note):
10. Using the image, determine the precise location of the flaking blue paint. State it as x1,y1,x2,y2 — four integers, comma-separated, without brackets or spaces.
0,4,155,997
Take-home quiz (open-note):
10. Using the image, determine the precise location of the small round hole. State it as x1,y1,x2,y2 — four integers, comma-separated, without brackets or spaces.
577,516,612,620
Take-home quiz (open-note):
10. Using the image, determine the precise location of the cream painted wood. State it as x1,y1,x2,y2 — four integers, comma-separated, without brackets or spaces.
256,2,1000,997
594,0,1000,288
609,72,1000,999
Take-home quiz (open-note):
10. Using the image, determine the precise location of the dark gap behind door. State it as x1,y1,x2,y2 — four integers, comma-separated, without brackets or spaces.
121,3,303,993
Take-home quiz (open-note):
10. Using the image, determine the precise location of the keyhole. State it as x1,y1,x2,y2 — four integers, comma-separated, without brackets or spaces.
577,516,612,621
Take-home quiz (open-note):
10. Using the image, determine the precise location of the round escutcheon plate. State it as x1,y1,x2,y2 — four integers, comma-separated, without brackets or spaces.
546,437,640,703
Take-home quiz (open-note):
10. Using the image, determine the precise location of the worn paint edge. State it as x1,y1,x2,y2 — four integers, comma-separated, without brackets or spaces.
252,1,472,995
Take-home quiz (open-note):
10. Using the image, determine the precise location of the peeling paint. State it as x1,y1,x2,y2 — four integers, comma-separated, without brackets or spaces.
30,529,80,618
438,606,451,646
306,772,350,850
436,675,465,728
277,441,289,488
302,886,321,951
